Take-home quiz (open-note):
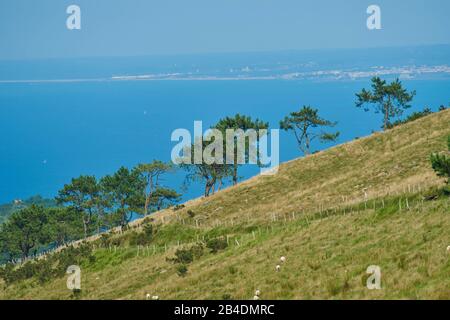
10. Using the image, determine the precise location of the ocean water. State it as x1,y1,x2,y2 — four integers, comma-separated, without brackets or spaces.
1,50,449,204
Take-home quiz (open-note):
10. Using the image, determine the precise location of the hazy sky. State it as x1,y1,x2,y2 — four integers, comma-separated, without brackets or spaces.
1,0,449,60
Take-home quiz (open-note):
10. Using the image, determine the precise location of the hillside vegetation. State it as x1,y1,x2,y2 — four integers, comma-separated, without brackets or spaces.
1,109,449,300
0,196,57,225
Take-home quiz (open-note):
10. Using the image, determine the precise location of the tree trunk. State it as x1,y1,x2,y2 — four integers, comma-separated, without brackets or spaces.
144,194,150,216
233,164,238,185
305,134,311,155
384,106,389,131
21,245,30,260
384,96,391,131
144,176,153,216
204,183,211,197
217,180,222,192
83,219,88,239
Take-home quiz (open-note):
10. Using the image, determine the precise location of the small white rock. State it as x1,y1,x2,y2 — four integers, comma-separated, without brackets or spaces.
276,265,281,272
152,296,159,300
255,290,260,296
280,256,286,263
253,295,260,300
146,293,151,300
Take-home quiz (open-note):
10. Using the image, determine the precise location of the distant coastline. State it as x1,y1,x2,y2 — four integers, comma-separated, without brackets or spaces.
1,64,450,84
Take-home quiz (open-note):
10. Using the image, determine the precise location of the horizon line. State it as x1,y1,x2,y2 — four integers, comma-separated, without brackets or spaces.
2,43,450,63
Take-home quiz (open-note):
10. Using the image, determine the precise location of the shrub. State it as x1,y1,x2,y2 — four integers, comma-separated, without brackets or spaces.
36,260,54,284
422,187,449,201
167,243,203,266
141,216,154,224
130,224,154,246
143,224,153,237
430,135,450,193
206,238,228,253
0,263,17,286
228,266,237,275
109,237,125,247
431,153,450,182
176,264,188,277
20,261,38,279
190,243,204,259
173,248,194,264
71,289,82,300
0,244,95,286
387,108,433,129
187,210,195,218
100,234,110,248
173,204,185,211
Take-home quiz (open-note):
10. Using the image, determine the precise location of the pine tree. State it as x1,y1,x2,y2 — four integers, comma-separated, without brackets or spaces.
280,106,339,155
356,77,416,131
430,135,450,189
214,114,269,185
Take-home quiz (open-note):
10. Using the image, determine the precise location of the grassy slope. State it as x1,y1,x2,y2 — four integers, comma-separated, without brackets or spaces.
1,109,449,300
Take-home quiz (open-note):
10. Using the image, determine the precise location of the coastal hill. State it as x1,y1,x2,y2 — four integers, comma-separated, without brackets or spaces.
0,196,56,225
1,109,449,299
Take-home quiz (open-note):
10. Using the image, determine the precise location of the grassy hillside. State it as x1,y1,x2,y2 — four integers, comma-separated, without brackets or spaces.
1,109,449,300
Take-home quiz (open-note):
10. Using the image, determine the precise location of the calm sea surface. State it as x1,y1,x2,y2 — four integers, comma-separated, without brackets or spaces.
1,76,449,203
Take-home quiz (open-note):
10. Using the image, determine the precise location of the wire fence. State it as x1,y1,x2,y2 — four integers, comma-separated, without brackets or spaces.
4,182,449,267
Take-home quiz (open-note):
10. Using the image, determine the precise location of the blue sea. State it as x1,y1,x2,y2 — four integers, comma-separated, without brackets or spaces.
1,47,449,204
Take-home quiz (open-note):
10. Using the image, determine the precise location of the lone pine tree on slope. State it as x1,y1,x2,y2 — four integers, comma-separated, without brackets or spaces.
280,106,339,156
356,77,416,131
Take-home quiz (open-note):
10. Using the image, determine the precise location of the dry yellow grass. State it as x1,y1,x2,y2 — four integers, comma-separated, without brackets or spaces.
154,108,449,227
